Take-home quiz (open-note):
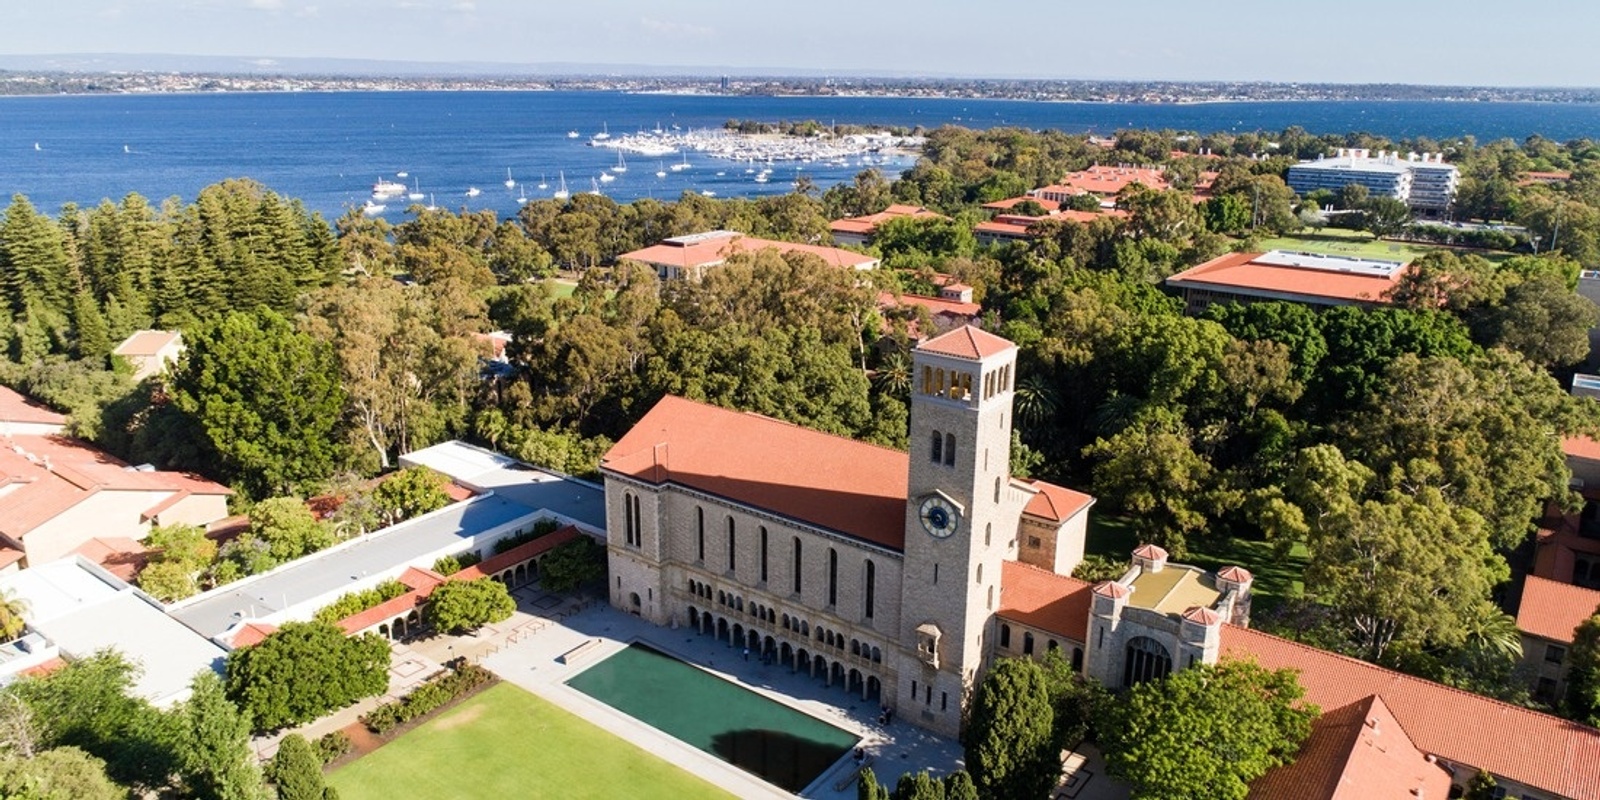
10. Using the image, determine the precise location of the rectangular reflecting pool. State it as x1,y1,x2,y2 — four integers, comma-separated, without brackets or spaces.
565,642,858,792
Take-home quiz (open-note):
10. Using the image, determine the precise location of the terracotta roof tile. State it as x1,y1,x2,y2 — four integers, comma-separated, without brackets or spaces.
1132,543,1168,560
1181,606,1222,625
73,536,149,582
619,231,877,272
0,547,22,570
1517,574,1600,643
829,205,945,236
1167,251,1408,305
1055,165,1170,195
918,325,1014,361
1563,435,1600,462
998,561,1091,641
228,622,278,649
1247,695,1452,800
1221,625,1600,798
981,196,1062,212
1021,479,1094,523
1092,580,1130,599
0,385,67,426
457,526,581,580
1218,565,1254,584
876,291,982,321
602,396,909,549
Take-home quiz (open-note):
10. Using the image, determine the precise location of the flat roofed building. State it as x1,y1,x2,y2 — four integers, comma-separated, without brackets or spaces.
0,557,226,706
618,230,879,281
1165,250,1409,313
1287,149,1459,215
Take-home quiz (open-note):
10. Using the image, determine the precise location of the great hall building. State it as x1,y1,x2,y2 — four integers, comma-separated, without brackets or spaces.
599,325,1253,737
600,324,1600,798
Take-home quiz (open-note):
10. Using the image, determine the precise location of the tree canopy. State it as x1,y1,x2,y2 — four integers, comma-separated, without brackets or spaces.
224,622,389,733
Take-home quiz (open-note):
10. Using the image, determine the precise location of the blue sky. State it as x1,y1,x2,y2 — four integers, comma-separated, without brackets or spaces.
5,0,1597,86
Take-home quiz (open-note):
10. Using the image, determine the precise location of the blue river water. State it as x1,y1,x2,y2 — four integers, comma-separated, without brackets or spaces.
2,90,1599,221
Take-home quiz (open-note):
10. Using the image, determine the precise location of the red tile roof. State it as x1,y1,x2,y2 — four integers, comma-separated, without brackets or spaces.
0,385,67,426
1563,435,1600,462
1092,580,1130,599
228,622,278,649
0,435,230,539
1518,575,1600,643
457,526,581,580
0,547,22,570
619,231,877,272
1021,479,1094,523
73,536,149,582
602,395,910,549
1167,251,1407,306
19,657,68,678
1132,543,1168,560
1247,695,1453,800
875,291,982,322
918,325,1014,361
1218,565,1254,584
111,330,182,358
981,196,1062,213
1222,625,1600,798
339,584,437,636
998,561,1091,641
1055,165,1171,196
1181,606,1222,625
829,204,946,236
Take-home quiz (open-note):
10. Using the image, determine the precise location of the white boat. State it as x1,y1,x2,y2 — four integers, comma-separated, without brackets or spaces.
611,151,628,173
656,162,667,178
407,178,423,201
397,171,409,178
754,173,769,183
592,123,610,141
537,174,549,190
425,194,438,212
700,189,716,197
504,168,516,189
670,152,690,172
466,186,481,197
372,178,407,199
599,171,616,183
33,142,40,151
553,172,570,200
362,200,386,216
716,171,725,177
516,186,528,205
567,130,580,139
587,177,603,196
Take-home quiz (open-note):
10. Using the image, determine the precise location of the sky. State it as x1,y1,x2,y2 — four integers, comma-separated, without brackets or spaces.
5,0,1599,87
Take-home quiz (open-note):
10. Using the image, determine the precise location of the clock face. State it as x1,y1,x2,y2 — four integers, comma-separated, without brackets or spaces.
919,495,960,538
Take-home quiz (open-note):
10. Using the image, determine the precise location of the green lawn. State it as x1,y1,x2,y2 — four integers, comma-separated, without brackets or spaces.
1252,227,1511,264
1085,513,1307,612
549,278,578,299
329,682,738,800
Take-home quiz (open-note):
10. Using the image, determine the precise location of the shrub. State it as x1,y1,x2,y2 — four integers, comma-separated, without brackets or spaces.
492,518,561,554
359,663,494,734
312,580,409,625
313,731,352,765
431,551,482,577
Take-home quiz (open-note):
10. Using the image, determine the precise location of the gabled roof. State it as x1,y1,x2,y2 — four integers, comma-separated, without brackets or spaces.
602,396,910,550
918,325,1014,361
997,561,1091,641
1222,625,1600,799
829,204,946,236
1021,479,1094,523
876,291,982,321
618,231,878,272
1054,165,1170,195
0,385,67,427
1518,574,1600,643
0,435,231,539
1247,695,1452,800
112,330,182,357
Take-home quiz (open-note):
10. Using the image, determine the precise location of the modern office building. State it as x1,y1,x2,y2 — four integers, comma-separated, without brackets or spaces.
1287,149,1459,216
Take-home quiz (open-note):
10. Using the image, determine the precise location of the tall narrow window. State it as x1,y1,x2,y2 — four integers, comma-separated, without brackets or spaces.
623,492,637,546
792,537,803,594
726,517,736,572
944,433,955,466
696,507,705,562
759,527,769,583
999,623,1011,649
827,548,838,606
930,430,942,464
631,494,642,546
933,563,940,585
1024,631,1035,655
863,559,876,620
994,477,1001,503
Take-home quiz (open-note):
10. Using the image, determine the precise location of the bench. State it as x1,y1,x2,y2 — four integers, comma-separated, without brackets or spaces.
558,638,603,665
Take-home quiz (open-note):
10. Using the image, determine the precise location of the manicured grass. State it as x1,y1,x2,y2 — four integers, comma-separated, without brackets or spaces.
328,682,738,800
1252,227,1511,264
549,278,578,299
1084,513,1307,613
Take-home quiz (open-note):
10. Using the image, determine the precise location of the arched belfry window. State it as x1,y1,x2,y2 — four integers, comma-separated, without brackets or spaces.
1124,636,1173,687
944,433,955,466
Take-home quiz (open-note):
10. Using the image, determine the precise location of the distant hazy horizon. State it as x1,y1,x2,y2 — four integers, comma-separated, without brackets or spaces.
4,1,1598,89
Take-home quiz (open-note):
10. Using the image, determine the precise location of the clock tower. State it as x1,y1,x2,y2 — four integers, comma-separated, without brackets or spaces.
895,325,1025,735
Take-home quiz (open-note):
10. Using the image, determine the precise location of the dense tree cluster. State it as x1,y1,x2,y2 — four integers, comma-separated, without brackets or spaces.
224,622,390,733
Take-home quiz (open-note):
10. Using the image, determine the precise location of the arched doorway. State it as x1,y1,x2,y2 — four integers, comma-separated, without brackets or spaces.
688,607,700,631
733,623,744,647
830,661,846,688
848,668,864,697
867,675,882,701
717,617,729,642
629,592,641,615
796,647,810,675
781,641,794,668
1124,636,1173,687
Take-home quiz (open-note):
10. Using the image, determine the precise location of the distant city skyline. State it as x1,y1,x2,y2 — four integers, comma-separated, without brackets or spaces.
5,1,1598,88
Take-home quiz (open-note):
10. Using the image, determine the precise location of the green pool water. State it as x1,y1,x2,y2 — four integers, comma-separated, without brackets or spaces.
565,642,858,793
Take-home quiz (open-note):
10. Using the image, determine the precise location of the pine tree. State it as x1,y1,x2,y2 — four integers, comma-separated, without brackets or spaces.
266,734,333,800
71,290,110,362
178,671,267,800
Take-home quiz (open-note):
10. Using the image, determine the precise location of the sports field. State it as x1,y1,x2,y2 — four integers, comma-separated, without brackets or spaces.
328,682,738,800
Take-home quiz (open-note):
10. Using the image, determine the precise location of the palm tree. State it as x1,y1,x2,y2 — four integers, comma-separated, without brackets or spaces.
0,590,29,643
1013,373,1059,429
873,351,912,398
1462,602,1523,661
